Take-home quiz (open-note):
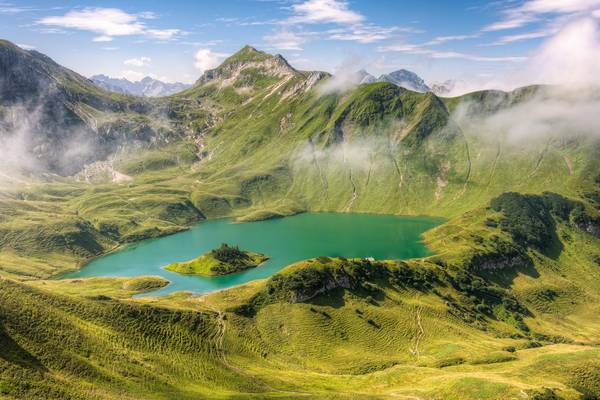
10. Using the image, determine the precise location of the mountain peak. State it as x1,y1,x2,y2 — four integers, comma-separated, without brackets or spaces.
378,69,430,92
195,45,297,86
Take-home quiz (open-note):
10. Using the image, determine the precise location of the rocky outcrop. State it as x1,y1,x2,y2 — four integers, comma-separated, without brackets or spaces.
466,249,531,273
289,269,354,303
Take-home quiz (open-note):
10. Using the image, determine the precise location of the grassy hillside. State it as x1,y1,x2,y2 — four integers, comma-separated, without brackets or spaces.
1,192,599,399
0,43,599,399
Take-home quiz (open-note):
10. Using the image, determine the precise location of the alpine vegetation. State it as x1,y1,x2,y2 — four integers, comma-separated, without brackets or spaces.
1,1,600,399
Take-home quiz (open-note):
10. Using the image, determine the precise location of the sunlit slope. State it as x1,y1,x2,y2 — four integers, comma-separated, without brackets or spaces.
0,45,598,280
201,192,600,399
1,192,599,398
0,278,277,399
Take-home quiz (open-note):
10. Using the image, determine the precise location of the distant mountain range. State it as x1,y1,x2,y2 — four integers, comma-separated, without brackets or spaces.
350,68,456,95
90,75,191,97
90,69,454,97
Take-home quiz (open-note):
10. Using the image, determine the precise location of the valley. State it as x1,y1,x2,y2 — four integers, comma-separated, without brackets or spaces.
0,39,599,400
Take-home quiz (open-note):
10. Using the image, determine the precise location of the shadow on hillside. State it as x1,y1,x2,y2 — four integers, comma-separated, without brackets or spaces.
0,324,47,371
480,257,540,288
541,227,564,260
307,287,346,308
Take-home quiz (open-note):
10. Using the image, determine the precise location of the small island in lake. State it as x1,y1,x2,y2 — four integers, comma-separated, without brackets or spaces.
165,243,269,276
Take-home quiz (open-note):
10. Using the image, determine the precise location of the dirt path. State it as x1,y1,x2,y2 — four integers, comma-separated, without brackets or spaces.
456,139,472,199
486,143,501,190
563,155,573,175
199,298,311,397
410,307,424,359
309,141,329,202
527,140,549,178
344,167,358,211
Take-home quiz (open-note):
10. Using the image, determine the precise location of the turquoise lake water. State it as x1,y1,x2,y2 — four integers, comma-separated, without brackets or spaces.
66,213,442,295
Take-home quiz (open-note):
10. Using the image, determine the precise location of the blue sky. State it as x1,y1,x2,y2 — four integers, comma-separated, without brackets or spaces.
1,0,599,89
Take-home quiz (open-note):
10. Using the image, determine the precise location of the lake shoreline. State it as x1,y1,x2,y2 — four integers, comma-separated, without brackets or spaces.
62,212,444,295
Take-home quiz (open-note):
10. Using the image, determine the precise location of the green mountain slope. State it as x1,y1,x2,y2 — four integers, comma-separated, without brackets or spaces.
1,191,599,399
0,42,597,279
0,42,599,399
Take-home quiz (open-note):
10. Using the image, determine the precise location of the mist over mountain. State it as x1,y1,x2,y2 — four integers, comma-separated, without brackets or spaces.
90,75,191,97
0,40,183,175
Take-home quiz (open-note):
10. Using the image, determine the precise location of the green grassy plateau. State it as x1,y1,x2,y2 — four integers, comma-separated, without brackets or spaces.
0,42,599,399
165,243,268,276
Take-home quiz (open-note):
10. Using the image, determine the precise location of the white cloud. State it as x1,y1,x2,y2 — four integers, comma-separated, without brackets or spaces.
272,0,405,46
378,43,526,62
0,3,31,14
124,56,151,67
519,17,600,86
36,7,181,42
425,34,479,46
264,30,307,50
93,35,113,42
146,28,181,40
317,55,366,95
194,48,228,72
327,25,401,43
442,17,600,95
16,43,35,50
488,30,552,45
287,0,364,24
484,0,600,31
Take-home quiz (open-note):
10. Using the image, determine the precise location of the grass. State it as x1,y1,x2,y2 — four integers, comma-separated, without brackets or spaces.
165,244,268,276
1,43,600,399
28,276,169,298
1,188,599,398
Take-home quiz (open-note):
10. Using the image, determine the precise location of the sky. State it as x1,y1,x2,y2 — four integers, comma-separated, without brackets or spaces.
1,0,600,91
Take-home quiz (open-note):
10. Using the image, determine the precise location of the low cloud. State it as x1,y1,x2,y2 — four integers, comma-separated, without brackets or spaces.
483,0,600,32
317,55,367,95
0,105,41,174
194,48,228,72
452,86,600,144
0,102,97,176
293,136,395,173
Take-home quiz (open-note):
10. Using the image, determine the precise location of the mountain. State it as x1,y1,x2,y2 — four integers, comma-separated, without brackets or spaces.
1,40,600,399
378,68,431,92
0,40,179,175
90,74,191,97
357,69,376,84
430,79,456,96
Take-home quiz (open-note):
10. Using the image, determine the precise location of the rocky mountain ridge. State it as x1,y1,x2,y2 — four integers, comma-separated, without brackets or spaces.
90,74,191,97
